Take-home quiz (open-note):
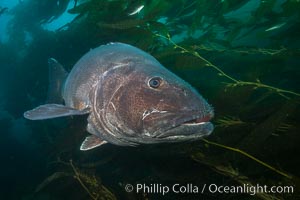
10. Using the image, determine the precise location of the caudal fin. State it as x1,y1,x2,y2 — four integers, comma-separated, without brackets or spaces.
47,58,68,103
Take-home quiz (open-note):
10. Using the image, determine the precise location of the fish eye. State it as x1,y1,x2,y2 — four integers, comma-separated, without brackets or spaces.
148,77,162,89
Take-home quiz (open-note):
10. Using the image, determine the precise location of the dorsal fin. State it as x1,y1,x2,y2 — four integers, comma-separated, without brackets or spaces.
47,58,68,103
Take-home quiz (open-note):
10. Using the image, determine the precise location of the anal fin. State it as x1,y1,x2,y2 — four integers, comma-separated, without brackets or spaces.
80,135,108,151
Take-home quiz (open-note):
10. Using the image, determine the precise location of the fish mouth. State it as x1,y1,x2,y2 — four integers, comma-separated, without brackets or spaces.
182,115,212,125
155,112,214,140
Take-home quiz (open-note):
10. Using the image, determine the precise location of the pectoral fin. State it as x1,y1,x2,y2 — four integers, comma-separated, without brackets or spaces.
24,104,90,120
80,135,108,151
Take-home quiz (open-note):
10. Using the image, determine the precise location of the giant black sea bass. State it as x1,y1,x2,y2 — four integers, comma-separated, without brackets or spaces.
24,43,214,151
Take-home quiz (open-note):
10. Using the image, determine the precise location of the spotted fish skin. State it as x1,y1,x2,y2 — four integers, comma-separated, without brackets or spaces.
24,43,214,150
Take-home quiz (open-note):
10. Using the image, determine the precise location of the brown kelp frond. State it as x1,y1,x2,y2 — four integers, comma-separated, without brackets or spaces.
35,158,116,200
200,139,292,179
154,33,300,100
237,99,298,153
191,154,283,200
35,172,72,193
276,122,295,133
193,44,294,56
98,19,145,30
215,116,247,128
70,160,117,200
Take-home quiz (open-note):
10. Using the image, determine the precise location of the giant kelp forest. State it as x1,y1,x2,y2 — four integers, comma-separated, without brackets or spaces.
0,0,300,199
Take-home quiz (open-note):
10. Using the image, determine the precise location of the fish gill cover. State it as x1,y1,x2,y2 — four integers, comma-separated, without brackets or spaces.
0,0,299,199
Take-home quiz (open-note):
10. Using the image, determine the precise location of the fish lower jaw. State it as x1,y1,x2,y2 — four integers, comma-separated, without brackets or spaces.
182,121,207,126
182,115,212,125
155,121,214,139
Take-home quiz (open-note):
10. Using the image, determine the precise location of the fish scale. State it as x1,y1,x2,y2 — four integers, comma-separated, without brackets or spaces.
24,42,214,150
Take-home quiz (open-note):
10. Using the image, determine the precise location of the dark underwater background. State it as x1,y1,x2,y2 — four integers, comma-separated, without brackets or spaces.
0,0,300,199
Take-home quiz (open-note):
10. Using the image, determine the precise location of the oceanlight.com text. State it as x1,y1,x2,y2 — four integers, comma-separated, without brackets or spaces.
124,183,294,196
